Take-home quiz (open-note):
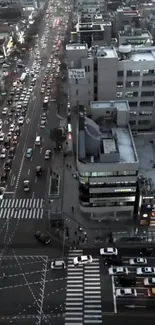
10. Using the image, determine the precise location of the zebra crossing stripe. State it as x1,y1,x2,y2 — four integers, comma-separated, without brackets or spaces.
0,199,44,219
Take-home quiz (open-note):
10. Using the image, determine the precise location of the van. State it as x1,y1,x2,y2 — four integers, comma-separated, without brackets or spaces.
35,136,41,145
51,260,66,270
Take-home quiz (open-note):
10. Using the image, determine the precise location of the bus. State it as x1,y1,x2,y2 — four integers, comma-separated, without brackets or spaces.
20,72,27,83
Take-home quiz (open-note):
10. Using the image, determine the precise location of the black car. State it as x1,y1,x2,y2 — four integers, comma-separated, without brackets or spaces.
0,173,7,184
4,159,12,171
104,256,122,266
4,137,10,149
8,147,15,159
34,231,51,245
115,276,136,287
36,166,42,176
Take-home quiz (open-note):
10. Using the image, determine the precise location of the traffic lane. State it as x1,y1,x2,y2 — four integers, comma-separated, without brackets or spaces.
102,314,155,325
116,296,155,313
100,263,115,312
10,75,45,185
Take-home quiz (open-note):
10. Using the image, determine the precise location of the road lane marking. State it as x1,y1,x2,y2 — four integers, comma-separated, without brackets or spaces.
111,275,117,313
28,169,30,175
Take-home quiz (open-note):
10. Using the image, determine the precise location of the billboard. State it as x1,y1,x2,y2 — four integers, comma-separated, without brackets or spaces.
69,69,85,79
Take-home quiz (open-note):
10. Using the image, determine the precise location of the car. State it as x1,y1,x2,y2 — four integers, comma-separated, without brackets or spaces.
100,247,118,256
9,124,15,132
0,133,4,142
0,187,5,200
73,255,93,266
129,257,147,265
4,137,10,149
116,288,137,298
41,112,47,120
147,288,155,297
4,159,12,171
0,148,6,159
12,136,18,145
36,166,42,176
137,267,155,275
51,260,66,270
104,256,122,266
0,119,3,130
2,107,8,115
14,127,20,136
8,147,15,159
26,148,33,158
44,149,51,159
41,88,45,94
18,116,24,125
34,231,51,244
23,180,30,192
44,96,49,103
144,277,155,287
40,120,46,128
115,276,136,287
108,267,128,276
0,173,7,184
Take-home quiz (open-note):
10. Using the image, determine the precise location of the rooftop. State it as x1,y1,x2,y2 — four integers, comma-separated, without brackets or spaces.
78,101,138,165
134,133,155,190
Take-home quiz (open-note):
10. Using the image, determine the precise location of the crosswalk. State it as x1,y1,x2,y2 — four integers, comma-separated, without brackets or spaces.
65,249,102,325
0,199,44,219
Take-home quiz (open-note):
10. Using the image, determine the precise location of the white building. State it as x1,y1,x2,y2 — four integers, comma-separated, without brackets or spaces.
77,100,139,220
66,44,155,130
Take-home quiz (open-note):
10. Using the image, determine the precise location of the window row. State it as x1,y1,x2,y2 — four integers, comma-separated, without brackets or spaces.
117,91,155,98
118,69,155,77
79,171,138,177
130,111,152,116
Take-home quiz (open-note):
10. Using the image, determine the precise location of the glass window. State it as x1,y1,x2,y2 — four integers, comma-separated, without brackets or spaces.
117,70,124,77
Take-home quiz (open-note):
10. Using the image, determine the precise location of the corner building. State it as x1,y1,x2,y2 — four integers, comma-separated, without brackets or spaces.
77,100,139,220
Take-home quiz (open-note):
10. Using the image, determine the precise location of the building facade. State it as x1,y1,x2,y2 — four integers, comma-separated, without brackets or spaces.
77,100,139,220
67,44,155,130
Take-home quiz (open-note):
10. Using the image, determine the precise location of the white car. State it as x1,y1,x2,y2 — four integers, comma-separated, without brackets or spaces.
137,267,155,275
0,187,5,199
44,96,49,103
73,255,93,266
0,133,4,142
0,148,6,159
18,116,24,125
9,124,15,132
100,247,118,256
143,277,155,286
116,288,137,298
129,257,147,265
2,107,8,115
108,267,128,276
0,119,3,130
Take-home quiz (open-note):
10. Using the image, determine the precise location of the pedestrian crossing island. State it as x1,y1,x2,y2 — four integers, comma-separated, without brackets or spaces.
0,199,44,219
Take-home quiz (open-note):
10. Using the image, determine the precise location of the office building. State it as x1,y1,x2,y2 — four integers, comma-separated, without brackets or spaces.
66,44,155,130
113,7,141,36
77,100,139,220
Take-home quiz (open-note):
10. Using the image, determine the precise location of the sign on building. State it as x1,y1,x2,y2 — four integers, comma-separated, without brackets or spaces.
69,69,85,79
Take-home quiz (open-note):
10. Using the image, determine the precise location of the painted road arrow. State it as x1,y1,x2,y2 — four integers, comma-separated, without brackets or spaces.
125,305,147,308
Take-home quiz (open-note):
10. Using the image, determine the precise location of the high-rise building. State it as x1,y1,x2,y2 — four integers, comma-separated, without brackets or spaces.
67,43,155,130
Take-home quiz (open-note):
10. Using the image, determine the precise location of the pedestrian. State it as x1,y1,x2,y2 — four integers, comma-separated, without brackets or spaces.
69,165,72,169
74,231,77,236
79,235,81,241
78,226,82,232
71,206,74,212
3,273,6,279
66,164,68,168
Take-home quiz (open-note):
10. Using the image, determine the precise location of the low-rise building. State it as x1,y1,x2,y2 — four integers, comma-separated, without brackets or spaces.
77,100,139,221
118,26,153,47
71,18,112,47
